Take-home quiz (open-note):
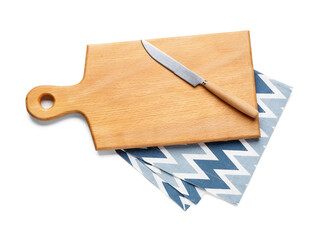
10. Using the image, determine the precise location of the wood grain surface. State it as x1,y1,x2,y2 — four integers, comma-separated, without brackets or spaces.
26,31,260,150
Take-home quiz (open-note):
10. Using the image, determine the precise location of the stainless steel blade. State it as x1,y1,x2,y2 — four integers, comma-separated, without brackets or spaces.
141,40,205,87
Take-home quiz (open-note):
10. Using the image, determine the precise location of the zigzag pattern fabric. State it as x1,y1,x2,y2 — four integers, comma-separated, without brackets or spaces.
116,70,292,210
116,149,204,210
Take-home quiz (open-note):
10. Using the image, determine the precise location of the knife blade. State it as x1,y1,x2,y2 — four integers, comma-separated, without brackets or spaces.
141,40,258,119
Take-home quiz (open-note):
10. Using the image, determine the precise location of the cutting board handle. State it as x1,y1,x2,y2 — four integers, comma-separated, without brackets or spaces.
26,85,81,121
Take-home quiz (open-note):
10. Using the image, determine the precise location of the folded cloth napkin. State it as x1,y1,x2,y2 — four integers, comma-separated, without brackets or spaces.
116,70,293,210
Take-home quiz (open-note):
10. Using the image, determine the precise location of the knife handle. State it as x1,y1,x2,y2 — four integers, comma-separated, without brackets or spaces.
203,81,258,119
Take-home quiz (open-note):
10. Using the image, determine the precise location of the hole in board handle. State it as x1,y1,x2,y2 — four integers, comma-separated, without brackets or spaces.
40,94,55,109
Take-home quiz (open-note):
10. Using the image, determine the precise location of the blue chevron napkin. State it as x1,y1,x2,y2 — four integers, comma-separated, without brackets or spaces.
116,70,292,210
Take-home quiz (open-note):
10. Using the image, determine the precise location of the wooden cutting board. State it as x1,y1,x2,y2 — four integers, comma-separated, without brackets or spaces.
26,31,260,150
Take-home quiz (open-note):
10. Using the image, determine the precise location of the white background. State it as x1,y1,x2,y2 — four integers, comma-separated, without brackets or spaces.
1,0,322,239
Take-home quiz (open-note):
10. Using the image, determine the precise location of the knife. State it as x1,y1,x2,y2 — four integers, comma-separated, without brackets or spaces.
141,40,258,119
